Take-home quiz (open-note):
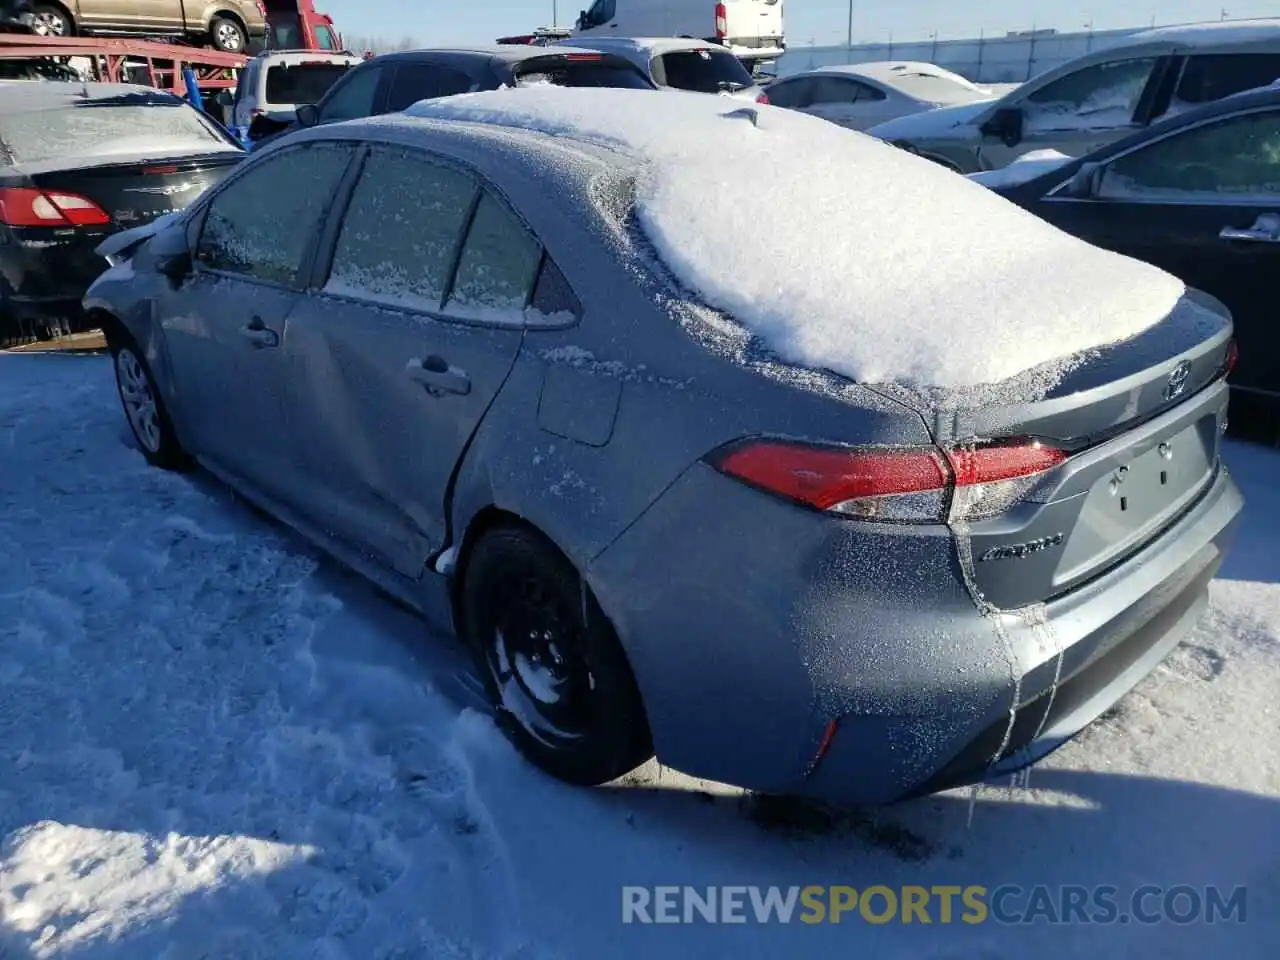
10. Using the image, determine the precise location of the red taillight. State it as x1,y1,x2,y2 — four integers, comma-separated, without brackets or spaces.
254,0,266,17
945,443,1068,486
709,438,1066,522
143,165,179,175
1224,339,1239,377
756,91,770,104
563,53,603,61
715,2,727,39
0,187,110,228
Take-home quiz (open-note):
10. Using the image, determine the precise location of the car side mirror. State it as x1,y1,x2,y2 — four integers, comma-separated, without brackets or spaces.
981,106,1024,147
1068,161,1104,198
295,103,320,127
149,226,193,286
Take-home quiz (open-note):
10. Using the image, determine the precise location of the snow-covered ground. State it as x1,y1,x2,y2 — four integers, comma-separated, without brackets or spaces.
1,352,1277,959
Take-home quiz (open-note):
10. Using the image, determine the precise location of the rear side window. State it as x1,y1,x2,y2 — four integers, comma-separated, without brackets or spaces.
651,50,755,93
385,62,475,112
197,143,352,285
513,56,651,89
318,64,383,121
0,95,231,165
326,149,477,309
315,25,337,50
265,63,352,105
1175,54,1280,107
808,76,885,104
446,192,543,323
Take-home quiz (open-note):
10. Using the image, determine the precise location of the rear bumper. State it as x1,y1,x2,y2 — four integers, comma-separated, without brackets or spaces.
0,232,109,327
589,450,1242,806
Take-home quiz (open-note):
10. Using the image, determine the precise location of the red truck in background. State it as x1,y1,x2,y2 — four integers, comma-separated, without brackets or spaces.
260,0,340,51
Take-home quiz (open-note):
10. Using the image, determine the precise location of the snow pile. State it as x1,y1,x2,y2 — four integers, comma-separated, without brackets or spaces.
969,149,1076,188
405,87,1185,389
1,355,1278,957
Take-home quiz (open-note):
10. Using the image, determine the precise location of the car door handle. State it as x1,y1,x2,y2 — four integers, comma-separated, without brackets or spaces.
1220,213,1280,243
1219,225,1280,243
239,317,279,348
406,356,471,396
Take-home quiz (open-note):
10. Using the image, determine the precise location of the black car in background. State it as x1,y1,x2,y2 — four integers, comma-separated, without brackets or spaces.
981,85,1280,442
0,83,244,344
249,45,655,144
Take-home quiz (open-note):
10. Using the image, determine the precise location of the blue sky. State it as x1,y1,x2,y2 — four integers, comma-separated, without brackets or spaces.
323,0,1279,47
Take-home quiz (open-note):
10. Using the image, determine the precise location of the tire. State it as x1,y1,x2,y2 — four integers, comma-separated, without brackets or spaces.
461,525,653,785
29,3,71,37
109,331,190,471
209,15,246,53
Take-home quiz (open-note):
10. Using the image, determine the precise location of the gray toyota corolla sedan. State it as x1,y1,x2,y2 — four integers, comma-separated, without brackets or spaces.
84,88,1243,805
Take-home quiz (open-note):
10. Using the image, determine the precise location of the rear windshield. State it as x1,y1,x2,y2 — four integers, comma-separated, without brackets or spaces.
652,50,754,93
0,95,233,165
265,62,351,104
513,57,652,89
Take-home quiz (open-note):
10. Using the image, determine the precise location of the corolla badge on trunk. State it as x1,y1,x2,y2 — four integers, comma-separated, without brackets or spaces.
978,532,1065,562
1164,360,1193,401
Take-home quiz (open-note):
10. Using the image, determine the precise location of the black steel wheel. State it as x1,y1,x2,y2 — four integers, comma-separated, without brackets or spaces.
461,524,653,785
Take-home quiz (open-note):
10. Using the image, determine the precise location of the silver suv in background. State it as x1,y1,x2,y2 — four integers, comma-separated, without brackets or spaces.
867,20,1280,173
556,36,768,102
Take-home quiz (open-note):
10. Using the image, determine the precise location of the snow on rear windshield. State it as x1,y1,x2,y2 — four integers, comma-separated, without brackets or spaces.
0,98,231,165
407,87,1185,390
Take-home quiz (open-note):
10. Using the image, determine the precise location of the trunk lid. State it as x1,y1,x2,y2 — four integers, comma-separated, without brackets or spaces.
28,153,241,229
874,293,1234,609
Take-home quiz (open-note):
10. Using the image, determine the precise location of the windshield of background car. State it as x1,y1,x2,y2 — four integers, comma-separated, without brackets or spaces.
266,62,352,104
512,56,652,88
652,50,755,92
0,95,236,164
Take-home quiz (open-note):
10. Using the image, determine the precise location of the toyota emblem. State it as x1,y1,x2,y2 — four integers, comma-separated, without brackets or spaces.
1164,360,1192,401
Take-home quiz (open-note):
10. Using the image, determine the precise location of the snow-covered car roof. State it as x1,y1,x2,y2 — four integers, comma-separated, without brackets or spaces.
555,36,733,58
400,87,1184,390
1129,18,1280,47
249,50,363,67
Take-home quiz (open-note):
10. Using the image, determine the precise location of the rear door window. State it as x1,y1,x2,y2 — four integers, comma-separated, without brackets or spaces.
196,143,353,285
317,63,384,122
325,148,478,309
1174,54,1280,108
445,192,543,324
385,62,475,112
651,49,754,93
1023,58,1157,131
314,25,337,50
512,56,651,89
265,62,352,105
808,76,884,103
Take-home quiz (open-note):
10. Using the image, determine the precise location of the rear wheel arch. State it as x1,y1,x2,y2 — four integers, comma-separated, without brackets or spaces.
206,8,249,50
452,509,654,783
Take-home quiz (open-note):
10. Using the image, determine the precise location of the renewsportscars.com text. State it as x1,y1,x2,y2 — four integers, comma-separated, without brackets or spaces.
621,884,1248,925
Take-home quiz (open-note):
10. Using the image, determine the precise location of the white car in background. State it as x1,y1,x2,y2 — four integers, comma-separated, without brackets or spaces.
764,61,1003,131
556,36,768,101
